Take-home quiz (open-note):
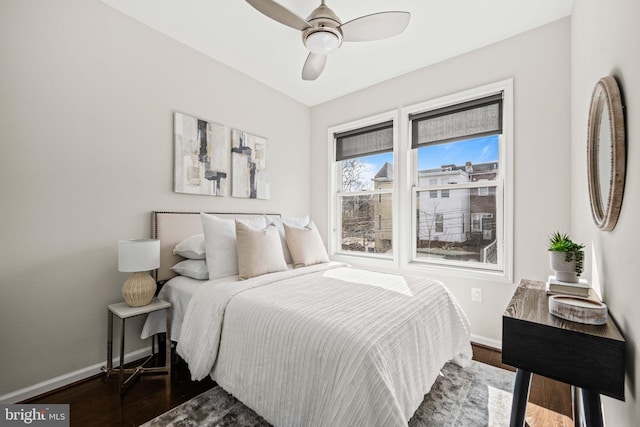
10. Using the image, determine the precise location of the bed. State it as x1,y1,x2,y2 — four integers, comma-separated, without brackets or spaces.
142,211,472,427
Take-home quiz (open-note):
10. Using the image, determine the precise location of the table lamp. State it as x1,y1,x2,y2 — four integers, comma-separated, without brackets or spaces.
118,239,160,307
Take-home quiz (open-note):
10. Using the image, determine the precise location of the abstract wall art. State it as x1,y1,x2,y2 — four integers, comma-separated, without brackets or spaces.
231,128,269,199
174,112,229,196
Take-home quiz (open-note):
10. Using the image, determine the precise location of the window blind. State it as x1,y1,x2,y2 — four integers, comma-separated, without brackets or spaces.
410,93,503,149
335,120,393,161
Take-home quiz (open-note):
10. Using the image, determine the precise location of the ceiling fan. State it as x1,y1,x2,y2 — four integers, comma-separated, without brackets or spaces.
246,0,411,80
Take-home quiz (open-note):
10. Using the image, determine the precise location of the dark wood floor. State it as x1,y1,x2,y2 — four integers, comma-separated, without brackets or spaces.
472,344,573,427
25,343,572,426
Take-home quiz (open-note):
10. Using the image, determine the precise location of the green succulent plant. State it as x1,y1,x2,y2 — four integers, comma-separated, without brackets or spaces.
548,232,585,275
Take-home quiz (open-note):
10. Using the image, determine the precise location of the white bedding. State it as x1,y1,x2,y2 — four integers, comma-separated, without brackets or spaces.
141,274,239,341
177,262,472,427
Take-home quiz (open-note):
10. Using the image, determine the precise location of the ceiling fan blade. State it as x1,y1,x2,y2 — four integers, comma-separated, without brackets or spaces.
340,11,410,42
246,0,312,31
302,52,327,80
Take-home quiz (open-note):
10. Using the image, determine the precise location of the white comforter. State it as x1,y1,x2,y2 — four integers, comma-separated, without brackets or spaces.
177,263,472,427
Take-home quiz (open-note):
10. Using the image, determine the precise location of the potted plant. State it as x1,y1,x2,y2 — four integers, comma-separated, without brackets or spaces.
548,232,585,283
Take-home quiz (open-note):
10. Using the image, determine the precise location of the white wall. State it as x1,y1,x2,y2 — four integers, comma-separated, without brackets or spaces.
0,0,310,398
311,18,572,345
571,1,640,424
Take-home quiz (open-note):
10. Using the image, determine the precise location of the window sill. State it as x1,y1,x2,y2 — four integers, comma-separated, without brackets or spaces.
330,252,397,270
330,253,512,284
402,260,513,283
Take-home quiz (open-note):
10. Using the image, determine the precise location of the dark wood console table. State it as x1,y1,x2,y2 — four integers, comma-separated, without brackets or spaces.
502,279,625,427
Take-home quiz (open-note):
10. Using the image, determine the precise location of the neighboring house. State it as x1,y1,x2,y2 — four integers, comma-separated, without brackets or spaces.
466,161,499,245
372,162,393,252
370,160,499,255
417,166,471,243
372,161,498,251
416,161,498,244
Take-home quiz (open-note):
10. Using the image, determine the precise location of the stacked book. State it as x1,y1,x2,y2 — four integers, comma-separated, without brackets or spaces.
546,275,592,298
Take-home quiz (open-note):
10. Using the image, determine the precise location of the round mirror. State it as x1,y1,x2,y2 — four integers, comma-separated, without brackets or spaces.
587,76,626,231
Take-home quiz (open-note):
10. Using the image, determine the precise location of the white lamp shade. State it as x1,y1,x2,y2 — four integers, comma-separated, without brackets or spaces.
118,239,160,272
305,31,341,55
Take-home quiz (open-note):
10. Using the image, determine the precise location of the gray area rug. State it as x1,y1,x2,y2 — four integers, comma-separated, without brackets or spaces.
141,360,514,427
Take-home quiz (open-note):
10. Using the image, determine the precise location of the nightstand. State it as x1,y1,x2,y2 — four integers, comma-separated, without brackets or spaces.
106,298,172,393
503,279,625,427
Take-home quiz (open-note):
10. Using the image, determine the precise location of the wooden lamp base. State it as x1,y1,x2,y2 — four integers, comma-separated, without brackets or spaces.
122,272,156,307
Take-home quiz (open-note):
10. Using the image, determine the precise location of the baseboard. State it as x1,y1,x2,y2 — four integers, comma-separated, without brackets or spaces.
0,346,152,404
471,334,502,350
2,336,501,403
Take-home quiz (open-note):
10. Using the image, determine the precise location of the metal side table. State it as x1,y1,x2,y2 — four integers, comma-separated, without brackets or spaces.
106,298,172,394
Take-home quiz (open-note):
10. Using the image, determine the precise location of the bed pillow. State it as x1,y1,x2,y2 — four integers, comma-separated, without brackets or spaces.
236,221,288,280
172,234,206,259
201,213,267,279
170,259,209,280
268,215,310,264
284,221,330,268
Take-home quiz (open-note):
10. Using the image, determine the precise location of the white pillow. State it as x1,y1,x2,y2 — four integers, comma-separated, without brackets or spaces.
236,221,287,280
200,213,267,279
269,215,310,264
171,259,209,280
172,234,206,259
284,221,330,268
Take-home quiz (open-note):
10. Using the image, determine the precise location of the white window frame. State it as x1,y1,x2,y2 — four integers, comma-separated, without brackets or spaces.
327,110,399,267
325,80,513,281
401,79,514,281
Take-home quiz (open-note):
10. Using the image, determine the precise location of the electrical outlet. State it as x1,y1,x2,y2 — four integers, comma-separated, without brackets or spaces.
471,287,483,303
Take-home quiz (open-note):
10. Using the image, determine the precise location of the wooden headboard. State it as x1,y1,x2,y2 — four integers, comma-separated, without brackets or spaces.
151,211,281,282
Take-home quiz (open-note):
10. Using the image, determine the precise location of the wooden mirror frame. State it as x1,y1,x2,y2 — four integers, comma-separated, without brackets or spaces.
587,76,626,231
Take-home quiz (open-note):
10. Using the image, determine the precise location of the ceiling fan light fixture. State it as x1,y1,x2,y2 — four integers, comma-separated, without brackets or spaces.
246,0,410,80
304,29,342,55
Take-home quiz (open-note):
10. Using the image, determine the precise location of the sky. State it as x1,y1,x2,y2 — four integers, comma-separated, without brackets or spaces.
357,135,499,189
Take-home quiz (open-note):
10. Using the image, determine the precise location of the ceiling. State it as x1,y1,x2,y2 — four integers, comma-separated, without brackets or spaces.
101,0,573,106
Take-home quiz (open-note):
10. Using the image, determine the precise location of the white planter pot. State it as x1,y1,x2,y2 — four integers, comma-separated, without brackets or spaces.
549,251,579,283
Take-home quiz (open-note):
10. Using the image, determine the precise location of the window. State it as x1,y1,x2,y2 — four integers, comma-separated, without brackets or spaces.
328,80,512,279
331,117,395,257
477,179,489,196
471,213,482,232
411,91,507,272
435,213,444,233
471,213,493,233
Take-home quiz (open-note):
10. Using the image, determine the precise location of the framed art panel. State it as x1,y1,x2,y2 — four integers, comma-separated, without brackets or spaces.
231,129,269,199
174,112,229,196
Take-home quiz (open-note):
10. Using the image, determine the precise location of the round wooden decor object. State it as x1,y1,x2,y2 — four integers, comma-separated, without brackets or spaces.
587,76,626,231
549,295,607,325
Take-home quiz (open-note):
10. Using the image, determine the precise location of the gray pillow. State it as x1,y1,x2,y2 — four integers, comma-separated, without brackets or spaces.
172,234,206,259
171,259,209,280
